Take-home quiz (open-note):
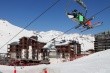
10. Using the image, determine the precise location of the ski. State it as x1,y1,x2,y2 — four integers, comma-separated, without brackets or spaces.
81,22,103,32
74,24,82,29
81,28,89,32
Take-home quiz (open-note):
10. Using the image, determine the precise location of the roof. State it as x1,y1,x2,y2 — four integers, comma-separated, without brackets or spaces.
43,42,54,49
55,41,70,46
10,42,19,45
43,40,79,49
29,36,38,41
29,38,37,41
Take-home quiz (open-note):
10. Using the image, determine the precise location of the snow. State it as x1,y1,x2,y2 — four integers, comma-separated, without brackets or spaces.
43,42,54,49
0,49,110,73
0,19,94,53
0,20,33,53
39,32,95,51
0,19,108,73
28,46,32,59
43,40,70,49
55,40,70,46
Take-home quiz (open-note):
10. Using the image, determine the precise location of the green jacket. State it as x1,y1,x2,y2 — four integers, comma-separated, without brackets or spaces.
78,14,84,22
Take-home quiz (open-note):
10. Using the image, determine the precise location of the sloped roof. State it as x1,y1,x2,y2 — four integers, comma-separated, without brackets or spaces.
10,42,19,45
55,40,70,46
43,40,72,49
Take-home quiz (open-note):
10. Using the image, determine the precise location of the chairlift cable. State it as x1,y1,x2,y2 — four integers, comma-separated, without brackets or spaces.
48,26,75,43
65,0,72,14
91,5,110,18
0,0,61,50
83,5,110,25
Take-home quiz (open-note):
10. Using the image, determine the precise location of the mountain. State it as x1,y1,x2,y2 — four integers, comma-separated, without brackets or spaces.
37,30,95,51
0,19,34,53
0,19,94,53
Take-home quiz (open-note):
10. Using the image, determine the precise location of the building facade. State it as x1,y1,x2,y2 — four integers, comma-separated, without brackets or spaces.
94,30,110,52
49,40,81,62
7,36,81,65
7,36,46,65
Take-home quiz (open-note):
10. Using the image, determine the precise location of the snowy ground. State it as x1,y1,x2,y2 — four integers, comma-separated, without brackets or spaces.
0,49,110,73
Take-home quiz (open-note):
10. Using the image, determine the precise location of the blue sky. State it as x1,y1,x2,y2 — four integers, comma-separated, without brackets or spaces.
0,0,110,35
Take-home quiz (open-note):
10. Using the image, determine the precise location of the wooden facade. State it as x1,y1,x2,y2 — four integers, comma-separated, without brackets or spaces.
7,42,20,59
0,53,7,65
7,36,81,65
55,41,81,61
94,30,110,52
7,36,46,65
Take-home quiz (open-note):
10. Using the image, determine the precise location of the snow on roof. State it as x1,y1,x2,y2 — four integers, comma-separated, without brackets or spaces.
43,42,53,49
43,40,71,49
55,40,70,46
29,37,37,41
9,41,19,45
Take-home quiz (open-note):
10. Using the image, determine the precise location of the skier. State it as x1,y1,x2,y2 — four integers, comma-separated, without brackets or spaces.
74,12,85,29
67,9,79,22
77,12,84,24
67,9,78,18
83,16,95,28
85,20,93,29
71,9,78,18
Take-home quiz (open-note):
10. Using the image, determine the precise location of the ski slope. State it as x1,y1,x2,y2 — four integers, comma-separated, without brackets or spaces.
0,49,110,73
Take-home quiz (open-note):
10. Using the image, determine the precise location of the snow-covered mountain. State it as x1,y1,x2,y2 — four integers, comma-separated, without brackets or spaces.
38,30,95,51
0,19,94,53
0,19,34,53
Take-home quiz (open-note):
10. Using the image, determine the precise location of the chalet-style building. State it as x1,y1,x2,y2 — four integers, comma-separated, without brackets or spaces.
7,36,46,65
55,40,81,61
0,53,7,65
94,30,110,52
7,36,81,65
42,40,81,63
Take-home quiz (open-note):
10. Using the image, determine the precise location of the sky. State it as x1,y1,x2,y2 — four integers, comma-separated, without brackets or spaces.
0,0,110,35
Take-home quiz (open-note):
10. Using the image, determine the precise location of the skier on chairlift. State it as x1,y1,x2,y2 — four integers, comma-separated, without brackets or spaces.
67,9,98,29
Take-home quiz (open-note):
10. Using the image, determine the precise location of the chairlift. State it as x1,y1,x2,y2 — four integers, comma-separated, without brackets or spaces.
65,0,103,32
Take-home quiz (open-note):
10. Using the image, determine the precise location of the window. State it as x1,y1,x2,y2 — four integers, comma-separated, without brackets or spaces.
16,56,19,59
